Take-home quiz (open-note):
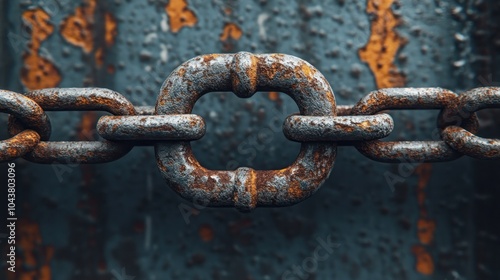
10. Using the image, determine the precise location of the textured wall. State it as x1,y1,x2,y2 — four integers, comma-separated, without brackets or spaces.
1,0,499,279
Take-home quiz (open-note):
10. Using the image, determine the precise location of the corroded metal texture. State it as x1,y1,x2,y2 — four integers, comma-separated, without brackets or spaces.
155,52,337,211
24,141,133,164
443,126,500,159
0,90,46,161
0,89,51,140
3,1,499,279
8,88,136,163
97,115,206,141
283,114,394,142
0,129,39,161
442,87,500,159
21,87,136,114
351,88,479,163
356,140,460,163
134,105,155,115
0,61,497,207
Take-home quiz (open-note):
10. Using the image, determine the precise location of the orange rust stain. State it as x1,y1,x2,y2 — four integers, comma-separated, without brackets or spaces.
411,245,435,276
358,0,407,89
415,163,432,207
8,220,54,280
95,47,104,67
60,0,96,53
165,0,198,33
78,111,97,141
224,7,232,15
60,0,118,69
107,64,115,74
412,163,435,275
78,112,97,185
104,12,118,47
268,91,280,101
300,63,313,78
198,224,214,242
220,23,243,41
417,218,436,245
21,9,61,91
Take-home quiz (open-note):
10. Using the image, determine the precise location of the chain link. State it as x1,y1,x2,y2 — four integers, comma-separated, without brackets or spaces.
7,88,136,163
441,87,500,159
0,52,498,210
4,87,492,163
350,88,479,163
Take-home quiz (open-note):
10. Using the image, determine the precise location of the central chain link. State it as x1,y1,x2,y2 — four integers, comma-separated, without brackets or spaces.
1,52,499,211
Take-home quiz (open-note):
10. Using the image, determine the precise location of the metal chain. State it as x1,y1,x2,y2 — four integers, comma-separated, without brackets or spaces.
0,52,498,210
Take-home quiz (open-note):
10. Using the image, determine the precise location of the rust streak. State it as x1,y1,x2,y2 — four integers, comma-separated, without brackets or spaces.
78,112,97,185
166,0,198,33
104,12,118,47
411,163,435,275
411,245,435,276
95,47,104,68
417,218,436,245
21,9,61,90
415,163,432,208
359,0,406,89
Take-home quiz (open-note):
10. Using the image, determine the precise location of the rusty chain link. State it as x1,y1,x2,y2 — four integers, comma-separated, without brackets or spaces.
0,52,499,210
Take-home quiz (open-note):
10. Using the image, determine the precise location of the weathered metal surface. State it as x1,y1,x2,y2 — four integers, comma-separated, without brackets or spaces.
0,89,51,140
97,114,206,141
283,114,394,142
356,140,461,163
0,129,39,161
21,87,136,114
443,126,500,159
8,88,136,163
0,83,496,165
155,52,336,211
23,141,133,164
1,0,499,280
351,88,478,162
442,87,500,159
134,105,155,115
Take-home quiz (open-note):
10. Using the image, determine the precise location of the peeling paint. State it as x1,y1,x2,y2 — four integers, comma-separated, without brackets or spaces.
60,0,117,69
60,0,96,53
358,0,406,89
220,23,243,41
21,9,61,91
165,0,198,33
